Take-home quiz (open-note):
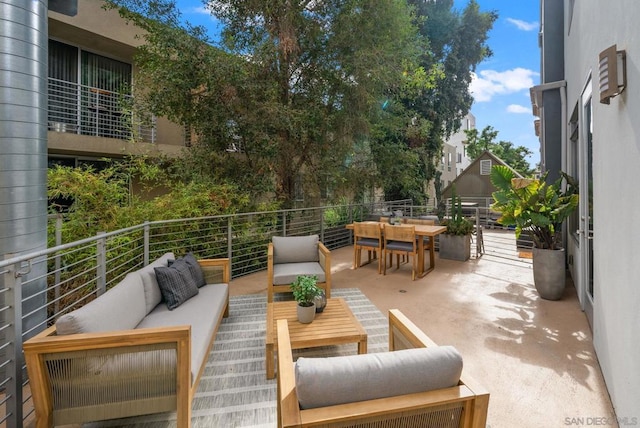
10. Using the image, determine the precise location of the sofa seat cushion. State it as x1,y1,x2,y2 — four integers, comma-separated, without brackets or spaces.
272,235,319,264
139,252,175,315
272,262,326,286
137,282,229,384
295,346,463,410
56,272,147,335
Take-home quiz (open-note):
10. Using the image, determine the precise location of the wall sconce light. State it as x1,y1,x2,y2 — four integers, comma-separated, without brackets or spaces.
599,44,626,104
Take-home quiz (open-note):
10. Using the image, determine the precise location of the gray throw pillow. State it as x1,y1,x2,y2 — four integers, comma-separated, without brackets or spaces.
184,252,206,287
154,259,199,310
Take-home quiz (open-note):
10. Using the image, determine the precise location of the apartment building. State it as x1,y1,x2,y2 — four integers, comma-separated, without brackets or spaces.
427,113,475,202
47,0,186,168
533,0,640,419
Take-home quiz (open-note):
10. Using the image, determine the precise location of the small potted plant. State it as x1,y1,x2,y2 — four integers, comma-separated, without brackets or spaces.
439,188,474,261
290,275,322,323
490,165,578,300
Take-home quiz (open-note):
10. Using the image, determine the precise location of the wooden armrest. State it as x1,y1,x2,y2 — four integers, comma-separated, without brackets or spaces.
24,325,191,354
197,258,230,283
388,308,438,350
318,243,330,267
300,385,478,426
277,319,302,428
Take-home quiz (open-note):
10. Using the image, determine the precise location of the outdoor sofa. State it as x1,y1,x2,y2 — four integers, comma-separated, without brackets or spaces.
23,252,230,428
277,309,489,427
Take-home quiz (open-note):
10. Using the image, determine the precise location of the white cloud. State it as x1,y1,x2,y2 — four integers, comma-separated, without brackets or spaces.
506,104,531,114
506,18,538,31
192,6,212,15
469,68,538,102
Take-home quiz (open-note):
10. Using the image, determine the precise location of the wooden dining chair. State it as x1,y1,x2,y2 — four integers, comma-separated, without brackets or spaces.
401,218,435,265
353,222,384,273
383,225,418,280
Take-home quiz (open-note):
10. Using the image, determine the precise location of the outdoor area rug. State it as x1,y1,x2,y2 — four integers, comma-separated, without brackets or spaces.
86,288,389,428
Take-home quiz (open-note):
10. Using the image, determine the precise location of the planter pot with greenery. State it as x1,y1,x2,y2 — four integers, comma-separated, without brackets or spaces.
490,165,578,300
290,275,322,323
439,191,474,262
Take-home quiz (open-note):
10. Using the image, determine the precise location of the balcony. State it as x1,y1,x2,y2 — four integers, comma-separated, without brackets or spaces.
0,202,615,427
47,77,156,143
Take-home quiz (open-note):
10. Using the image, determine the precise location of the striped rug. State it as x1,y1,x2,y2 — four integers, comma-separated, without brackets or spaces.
87,288,388,428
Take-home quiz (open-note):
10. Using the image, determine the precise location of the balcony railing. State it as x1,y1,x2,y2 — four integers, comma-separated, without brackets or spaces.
47,77,156,143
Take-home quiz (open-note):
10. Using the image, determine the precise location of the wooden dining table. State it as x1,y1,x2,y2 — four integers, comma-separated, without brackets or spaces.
346,221,447,277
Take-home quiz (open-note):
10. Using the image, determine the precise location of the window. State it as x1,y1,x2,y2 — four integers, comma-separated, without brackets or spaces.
480,159,492,175
457,153,462,163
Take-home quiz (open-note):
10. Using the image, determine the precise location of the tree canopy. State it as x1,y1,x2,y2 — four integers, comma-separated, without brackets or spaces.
105,0,496,207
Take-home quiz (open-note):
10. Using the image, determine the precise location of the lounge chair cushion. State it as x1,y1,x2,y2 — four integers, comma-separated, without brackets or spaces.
272,262,326,286
295,346,463,409
138,252,175,314
154,259,199,310
56,272,147,335
272,235,319,264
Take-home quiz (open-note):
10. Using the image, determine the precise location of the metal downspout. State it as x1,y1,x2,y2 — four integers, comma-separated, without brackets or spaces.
0,0,49,415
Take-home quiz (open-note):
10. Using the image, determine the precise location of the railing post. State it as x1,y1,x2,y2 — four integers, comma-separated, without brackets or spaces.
143,221,150,266
4,254,23,428
227,217,233,263
96,232,106,296
319,207,325,242
54,214,63,315
282,212,287,236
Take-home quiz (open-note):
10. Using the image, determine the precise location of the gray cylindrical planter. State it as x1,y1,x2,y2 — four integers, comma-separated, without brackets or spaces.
297,303,316,323
439,234,471,261
532,248,566,300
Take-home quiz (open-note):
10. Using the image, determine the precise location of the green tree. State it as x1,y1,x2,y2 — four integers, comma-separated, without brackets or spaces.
373,0,497,204
106,0,423,208
464,126,534,176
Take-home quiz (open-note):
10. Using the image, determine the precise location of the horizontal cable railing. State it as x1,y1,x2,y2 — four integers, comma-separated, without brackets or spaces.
47,77,156,143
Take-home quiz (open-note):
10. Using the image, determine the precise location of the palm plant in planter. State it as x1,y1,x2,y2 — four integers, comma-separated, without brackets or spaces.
290,275,322,323
439,189,474,261
490,165,578,300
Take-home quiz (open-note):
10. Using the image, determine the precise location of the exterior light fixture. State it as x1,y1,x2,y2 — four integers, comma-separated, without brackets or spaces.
599,44,626,104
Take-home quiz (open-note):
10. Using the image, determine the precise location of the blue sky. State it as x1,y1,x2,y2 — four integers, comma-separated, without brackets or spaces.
174,0,541,167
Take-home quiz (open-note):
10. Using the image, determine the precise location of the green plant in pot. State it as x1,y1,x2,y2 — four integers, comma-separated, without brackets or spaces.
439,188,474,261
490,165,578,300
290,275,322,323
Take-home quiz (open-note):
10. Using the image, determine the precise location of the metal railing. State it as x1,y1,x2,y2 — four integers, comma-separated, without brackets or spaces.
0,199,420,427
47,77,156,143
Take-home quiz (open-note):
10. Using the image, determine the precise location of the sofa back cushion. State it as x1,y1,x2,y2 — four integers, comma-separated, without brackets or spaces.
294,346,463,409
272,235,319,264
139,252,175,314
56,272,147,335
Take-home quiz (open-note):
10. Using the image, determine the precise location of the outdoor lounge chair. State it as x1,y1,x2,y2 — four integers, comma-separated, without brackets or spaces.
277,309,489,428
267,235,331,302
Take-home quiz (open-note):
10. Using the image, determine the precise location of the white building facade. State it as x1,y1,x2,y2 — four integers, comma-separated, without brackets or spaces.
534,0,640,419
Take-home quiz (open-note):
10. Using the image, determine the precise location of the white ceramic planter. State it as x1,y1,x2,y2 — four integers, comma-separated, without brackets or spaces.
297,303,316,323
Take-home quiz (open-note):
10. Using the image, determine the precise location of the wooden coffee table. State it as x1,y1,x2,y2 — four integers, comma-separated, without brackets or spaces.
265,298,368,379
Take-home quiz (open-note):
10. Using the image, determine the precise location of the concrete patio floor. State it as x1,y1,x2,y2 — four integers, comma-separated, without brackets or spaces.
231,229,617,428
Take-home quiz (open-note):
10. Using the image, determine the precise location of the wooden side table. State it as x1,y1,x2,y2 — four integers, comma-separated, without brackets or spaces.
265,298,368,379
